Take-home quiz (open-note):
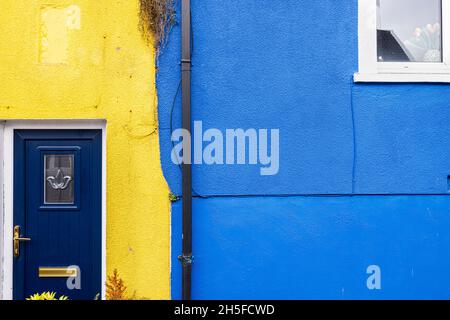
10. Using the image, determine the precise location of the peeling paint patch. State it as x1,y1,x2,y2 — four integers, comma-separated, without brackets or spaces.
39,5,81,64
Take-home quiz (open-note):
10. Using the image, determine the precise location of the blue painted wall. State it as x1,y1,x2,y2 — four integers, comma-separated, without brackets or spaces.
171,196,450,299
156,0,450,299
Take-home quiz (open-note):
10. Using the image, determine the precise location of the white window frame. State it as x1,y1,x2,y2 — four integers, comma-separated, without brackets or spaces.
355,0,450,82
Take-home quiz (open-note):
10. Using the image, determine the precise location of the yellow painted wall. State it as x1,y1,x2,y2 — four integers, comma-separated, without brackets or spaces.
0,0,171,299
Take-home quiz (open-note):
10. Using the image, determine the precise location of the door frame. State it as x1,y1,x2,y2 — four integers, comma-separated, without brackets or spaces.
0,120,107,300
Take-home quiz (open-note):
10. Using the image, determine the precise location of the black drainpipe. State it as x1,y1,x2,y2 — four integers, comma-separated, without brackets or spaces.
179,0,193,300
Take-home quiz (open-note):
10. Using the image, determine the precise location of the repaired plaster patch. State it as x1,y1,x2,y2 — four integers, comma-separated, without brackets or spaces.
40,5,81,64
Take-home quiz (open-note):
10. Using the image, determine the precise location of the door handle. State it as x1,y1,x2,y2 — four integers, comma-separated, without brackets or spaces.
13,225,31,258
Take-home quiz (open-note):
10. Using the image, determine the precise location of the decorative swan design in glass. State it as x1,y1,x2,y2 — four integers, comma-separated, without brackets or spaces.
46,169,72,190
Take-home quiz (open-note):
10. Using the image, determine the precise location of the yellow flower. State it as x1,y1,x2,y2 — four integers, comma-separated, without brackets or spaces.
26,292,69,300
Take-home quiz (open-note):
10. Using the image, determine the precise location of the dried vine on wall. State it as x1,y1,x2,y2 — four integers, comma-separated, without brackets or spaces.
139,0,176,58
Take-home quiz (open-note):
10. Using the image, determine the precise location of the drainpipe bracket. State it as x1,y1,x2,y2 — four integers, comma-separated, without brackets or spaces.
178,254,194,266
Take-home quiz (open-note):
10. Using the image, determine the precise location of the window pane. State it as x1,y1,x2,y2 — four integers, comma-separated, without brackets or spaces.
44,155,74,204
377,0,442,62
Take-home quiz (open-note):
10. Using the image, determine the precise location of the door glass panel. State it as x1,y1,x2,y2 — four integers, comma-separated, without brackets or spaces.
44,155,74,204
377,0,442,62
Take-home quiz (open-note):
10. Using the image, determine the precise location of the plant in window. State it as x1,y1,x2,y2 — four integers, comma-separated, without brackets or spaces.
404,23,441,62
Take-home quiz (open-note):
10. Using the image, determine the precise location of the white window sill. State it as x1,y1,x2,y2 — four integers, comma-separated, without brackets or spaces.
354,73,450,83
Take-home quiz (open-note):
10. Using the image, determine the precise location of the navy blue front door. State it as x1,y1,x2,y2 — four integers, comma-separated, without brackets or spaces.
13,130,102,300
